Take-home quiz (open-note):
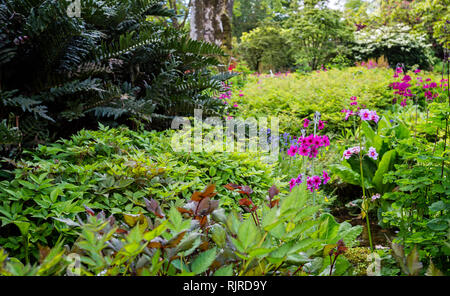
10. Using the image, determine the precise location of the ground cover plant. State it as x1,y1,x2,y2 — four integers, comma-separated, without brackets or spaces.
0,0,449,278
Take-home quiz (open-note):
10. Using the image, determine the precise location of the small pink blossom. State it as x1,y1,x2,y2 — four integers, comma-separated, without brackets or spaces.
367,147,378,160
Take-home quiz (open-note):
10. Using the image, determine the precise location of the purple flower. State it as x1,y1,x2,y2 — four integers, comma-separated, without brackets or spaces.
298,145,310,156
295,174,303,184
309,146,319,158
318,120,325,130
287,145,298,157
371,193,381,201
322,171,330,184
367,147,378,160
303,118,310,128
289,178,297,191
359,109,371,121
322,135,330,147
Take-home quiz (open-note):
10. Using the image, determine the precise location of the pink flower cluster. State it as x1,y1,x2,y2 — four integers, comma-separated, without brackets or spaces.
304,171,330,192
393,67,403,78
287,134,330,159
359,109,380,123
342,146,362,160
303,118,326,129
342,146,378,160
289,173,303,191
390,81,413,98
342,96,378,122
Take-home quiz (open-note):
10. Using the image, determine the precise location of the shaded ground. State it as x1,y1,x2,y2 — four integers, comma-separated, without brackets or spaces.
332,205,395,248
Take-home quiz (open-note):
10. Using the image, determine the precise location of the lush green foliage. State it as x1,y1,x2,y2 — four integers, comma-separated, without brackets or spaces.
0,0,231,152
238,24,293,72
233,67,402,135
0,124,281,261
0,181,363,276
286,5,353,71
352,24,436,69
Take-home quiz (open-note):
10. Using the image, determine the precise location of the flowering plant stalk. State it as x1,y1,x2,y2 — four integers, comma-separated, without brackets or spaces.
341,97,380,251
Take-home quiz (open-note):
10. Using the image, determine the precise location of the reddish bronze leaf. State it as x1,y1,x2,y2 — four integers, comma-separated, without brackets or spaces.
239,198,253,207
269,199,280,208
224,183,240,191
199,241,209,251
238,185,253,196
191,191,203,201
195,215,208,227
83,204,95,216
147,241,163,249
144,197,165,218
202,184,216,197
177,207,194,215
165,231,187,248
268,185,280,200
191,184,217,201
38,244,51,264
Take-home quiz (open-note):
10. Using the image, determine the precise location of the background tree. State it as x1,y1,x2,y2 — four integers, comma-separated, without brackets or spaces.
189,0,235,50
286,3,353,70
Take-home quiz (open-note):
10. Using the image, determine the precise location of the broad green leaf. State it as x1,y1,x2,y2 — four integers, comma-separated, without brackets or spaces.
191,248,217,275
372,149,396,193
213,264,234,276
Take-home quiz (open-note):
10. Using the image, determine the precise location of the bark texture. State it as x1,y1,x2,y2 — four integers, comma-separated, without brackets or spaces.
189,0,234,50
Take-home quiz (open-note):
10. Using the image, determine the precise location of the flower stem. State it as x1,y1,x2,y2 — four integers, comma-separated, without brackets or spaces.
358,122,374,251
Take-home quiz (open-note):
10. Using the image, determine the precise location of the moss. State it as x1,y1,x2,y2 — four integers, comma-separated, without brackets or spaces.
344,247,371,276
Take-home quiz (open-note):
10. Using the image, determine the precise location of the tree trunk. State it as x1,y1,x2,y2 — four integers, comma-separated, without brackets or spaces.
189,0,234,50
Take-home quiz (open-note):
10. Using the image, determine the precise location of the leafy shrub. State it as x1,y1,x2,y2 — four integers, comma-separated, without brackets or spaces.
238,24,294,72
234,67,398,135
0,0,231,150
0,124,281,261
0,184,362,276
352,24,436,70
380,103,450,272
286,6,353,70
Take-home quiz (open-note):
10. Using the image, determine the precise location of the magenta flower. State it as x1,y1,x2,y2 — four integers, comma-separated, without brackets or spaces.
312,175,322,189
298,145,310,156
342,109,354,121
342,146,362,160
312,136,322,147
318,120,325,130
309,146,319,158
287,145,298,157
369,110,380,123
303,118,310,128
367,147,378,160
359,109,371,121
322,135,330,147
322,171,330,184
306,177,314,192
305,135,314,146
295,174,303,184
402,75,411,83
289,178,297,191
414,69,421,74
